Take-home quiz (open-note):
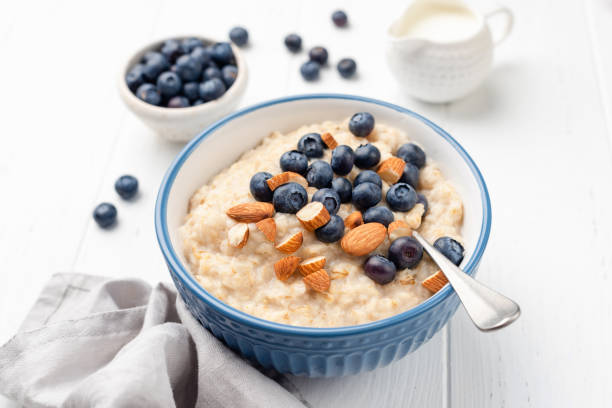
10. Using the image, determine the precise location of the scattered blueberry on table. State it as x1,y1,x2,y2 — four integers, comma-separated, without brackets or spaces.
300,61,320,81
284,33,302,52
273,182,308,213
128,37,238,107
349,112,375,137
364,255,397,285
93,203,117,228
115,175,139,200
312,188,341,215
388,236,424,269
315,215,345,243
363,206,394,227
229,26,249,47
308,46,328,65
434,237,465,266
331,10,348,27
337,58,357,78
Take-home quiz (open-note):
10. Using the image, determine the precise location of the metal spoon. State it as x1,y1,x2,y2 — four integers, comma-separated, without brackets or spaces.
412,231,521,331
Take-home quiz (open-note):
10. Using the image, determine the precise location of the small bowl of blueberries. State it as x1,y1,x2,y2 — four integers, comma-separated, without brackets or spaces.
119,35,248,142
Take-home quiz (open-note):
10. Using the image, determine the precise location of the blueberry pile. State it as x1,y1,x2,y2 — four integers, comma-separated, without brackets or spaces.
248,112,465,285
92,175,139,229
126,37,238,108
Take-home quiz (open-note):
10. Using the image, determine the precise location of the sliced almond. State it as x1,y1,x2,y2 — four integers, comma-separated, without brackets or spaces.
340,222,387,256
275,231,303,253
303,269,331,292
377,157,406,184
297,256,326,276
388,220,412,241
228,223,249,248
344,211,363,229
227,202,274,223
266,172,308,191
296,202,330,231
422,270,448,293
255,218,276,242
274,256,301,281
321,132,338,149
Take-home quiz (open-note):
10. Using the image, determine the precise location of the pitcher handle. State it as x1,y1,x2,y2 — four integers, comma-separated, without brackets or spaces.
485,6,514,46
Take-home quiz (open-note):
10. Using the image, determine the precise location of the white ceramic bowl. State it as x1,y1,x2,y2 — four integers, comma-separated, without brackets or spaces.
118,36,248,142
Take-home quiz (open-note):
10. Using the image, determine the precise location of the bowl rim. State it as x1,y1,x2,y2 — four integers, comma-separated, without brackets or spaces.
155,93,491,337
118,35,248,116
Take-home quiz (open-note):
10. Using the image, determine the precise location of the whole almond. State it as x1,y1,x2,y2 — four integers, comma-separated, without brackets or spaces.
298,256,326,276
255,218,276,242
321,132,338,149
266,172,308,191
303,269,331,292
275,231,303,253
227,202,274,222
377,157,406,184
228,223,249,248
422,270,448,293
297,202,330,231
388,220,412,241
274,256,301,281
340,222,387,256
344,211,363,229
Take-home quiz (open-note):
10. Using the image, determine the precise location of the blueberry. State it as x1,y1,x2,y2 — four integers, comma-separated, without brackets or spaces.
312,188,341,215
417,193,428,214
284,33,302,52
396,143,426,168
93,203,117,228
167,95,190,108
354,144,381,168
353,170,382,188
363,206,394,227
434,237,465,266
175,55,202,82
160,39,182,63
332,10,348,27
156,71,182,97
349,112,375,137
309,46,328,65
280,150,308,175
183,82,200,101
389,236,423,269
126,64,145,92
135,83,161,106
181,37,204,54
297,133,324,158
337,58,356,78
273,182,308,213
331,145,354,176
203,66,222,81
115,175,139,199
229,26,249,47
199,78,226,101
221,65,238,88
386,182,417,212
192,99,205,106
300,61,320,81
364,255,396,285
211,42,235,65
332,177,352,203
315,215,345,243
352,182,381,210
399,162,419,188
306,160,333,188
249,171,273,202
191,46,213,66
142,52,170,81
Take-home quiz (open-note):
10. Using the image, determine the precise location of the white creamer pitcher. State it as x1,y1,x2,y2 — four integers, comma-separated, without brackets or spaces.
386,0,513,103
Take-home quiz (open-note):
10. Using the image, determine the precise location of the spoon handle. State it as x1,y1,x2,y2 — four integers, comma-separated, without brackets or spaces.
412,231,520,332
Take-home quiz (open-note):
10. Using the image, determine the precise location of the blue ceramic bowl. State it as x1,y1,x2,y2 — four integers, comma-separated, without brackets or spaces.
155,94,491,377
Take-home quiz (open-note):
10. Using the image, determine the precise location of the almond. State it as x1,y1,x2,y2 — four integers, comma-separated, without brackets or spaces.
255,218,276,242
321,132,338,149
388,220,412,241
296,202,330,231
228,223,249,248
377,157,406,184
274,256,301,281
297,256,326,276
275,231,303,253
344,211,363,229
340,222,387,256
422,270,448,293
227,202,274,223
266,172,308,191
303,269,331,292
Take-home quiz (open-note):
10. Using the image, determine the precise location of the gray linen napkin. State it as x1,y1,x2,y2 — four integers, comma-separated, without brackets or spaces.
0,273,308,408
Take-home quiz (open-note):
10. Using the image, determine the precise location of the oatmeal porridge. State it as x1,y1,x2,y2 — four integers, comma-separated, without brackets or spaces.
180,114,464,327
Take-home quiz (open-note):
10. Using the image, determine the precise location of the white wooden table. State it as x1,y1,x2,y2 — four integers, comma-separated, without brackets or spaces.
1,0,611,406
